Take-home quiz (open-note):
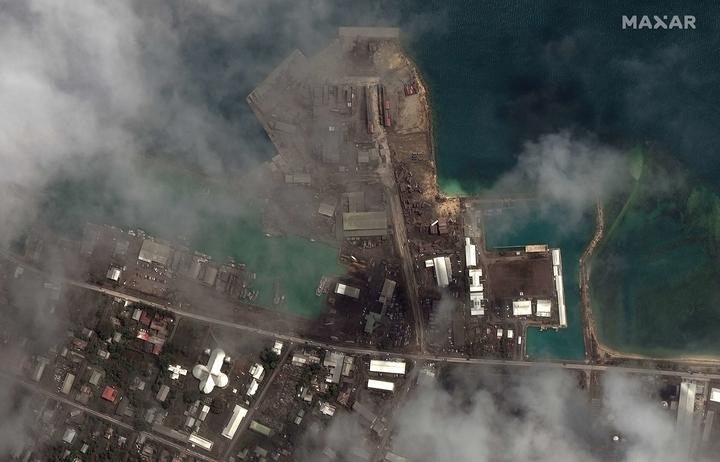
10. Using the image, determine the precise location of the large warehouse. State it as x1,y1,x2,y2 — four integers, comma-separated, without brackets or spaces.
342,211,388,238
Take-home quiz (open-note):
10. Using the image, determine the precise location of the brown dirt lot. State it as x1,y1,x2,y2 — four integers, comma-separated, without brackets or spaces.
487,255,554,302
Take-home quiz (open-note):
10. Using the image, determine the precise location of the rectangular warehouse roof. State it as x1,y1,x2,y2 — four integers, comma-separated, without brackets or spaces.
370,360,406,375
536,299,552,317
342,212,388,237
335,283,360,299
318,203,336,217
367,379,395,391
465,238,477,268
138,239,172,266
433,256,452,287
512,300,532,316
222,405,248,439
188,433,213,451
379,279,396,304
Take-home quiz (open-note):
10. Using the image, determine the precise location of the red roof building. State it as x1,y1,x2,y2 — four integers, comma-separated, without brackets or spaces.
102,386,118,402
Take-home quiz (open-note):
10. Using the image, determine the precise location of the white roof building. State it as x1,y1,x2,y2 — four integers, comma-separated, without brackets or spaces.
199,405,210,421
432,256,452,287
512,300,532,316
367,379,395,392
192,348,229,394
168,364,188,380
272,341,283,355
552,248,568,328
63,428,77,444
710,388,720,403
188,433,214,451
335,283,360,299
370,360,406,375
465,238,477,268
222,405,249,439
470,293,484,316
468,269,483,292
106,266,121,282
250,363,265,381
536,299,552,317
247,379,259,396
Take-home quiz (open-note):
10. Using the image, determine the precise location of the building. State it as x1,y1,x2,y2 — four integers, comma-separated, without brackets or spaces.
369,360,406,375
470,293,484,316
188,433,214,451
156,384,170,402
536,299,552,317
335,283,360,299
102,386,118,402
222,405,249,439
465,238,477,268
378,279,396,305
88,369,103,386
33,357,49,382
250,363,265,381
249,420,273,437
367,379,394,392
62,428,77,444
468,269,483,292
428,256,452,288
319,401,336,416
168,364,188,380
138,239,172,266
552,249,568,328
247,379,259,396
318,203,336,218
61,373,75,395
199,405,210,421
106,266,122,282
192,348,229,394
324,352,346,384
292,352,321,366
677,379,697,449
342,211,388,238
512,300,532,316
284,173,311,185
710,388,720,403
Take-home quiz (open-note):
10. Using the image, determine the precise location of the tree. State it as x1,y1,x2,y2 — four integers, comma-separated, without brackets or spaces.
211,397,226,414
95,319,114,341
183,388,200,404
259,348,280,369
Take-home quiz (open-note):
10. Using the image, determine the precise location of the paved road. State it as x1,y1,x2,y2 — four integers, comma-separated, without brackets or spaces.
221,345,292,460
0,371,218,462
378,142,426,352
72,280,720,381
6,254,720,382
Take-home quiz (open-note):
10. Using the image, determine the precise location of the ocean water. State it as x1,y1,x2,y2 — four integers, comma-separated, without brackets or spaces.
400,0,720,358
33,1,720,353
39,161,343,318
482,206,590,360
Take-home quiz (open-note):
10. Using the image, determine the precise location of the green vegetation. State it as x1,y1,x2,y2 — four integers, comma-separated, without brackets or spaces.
183,388,201,404
259,348,280,369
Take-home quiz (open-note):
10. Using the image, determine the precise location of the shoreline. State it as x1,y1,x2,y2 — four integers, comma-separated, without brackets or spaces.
580,202,720,365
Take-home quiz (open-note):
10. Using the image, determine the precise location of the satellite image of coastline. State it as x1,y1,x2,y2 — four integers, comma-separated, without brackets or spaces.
1,1,720,461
